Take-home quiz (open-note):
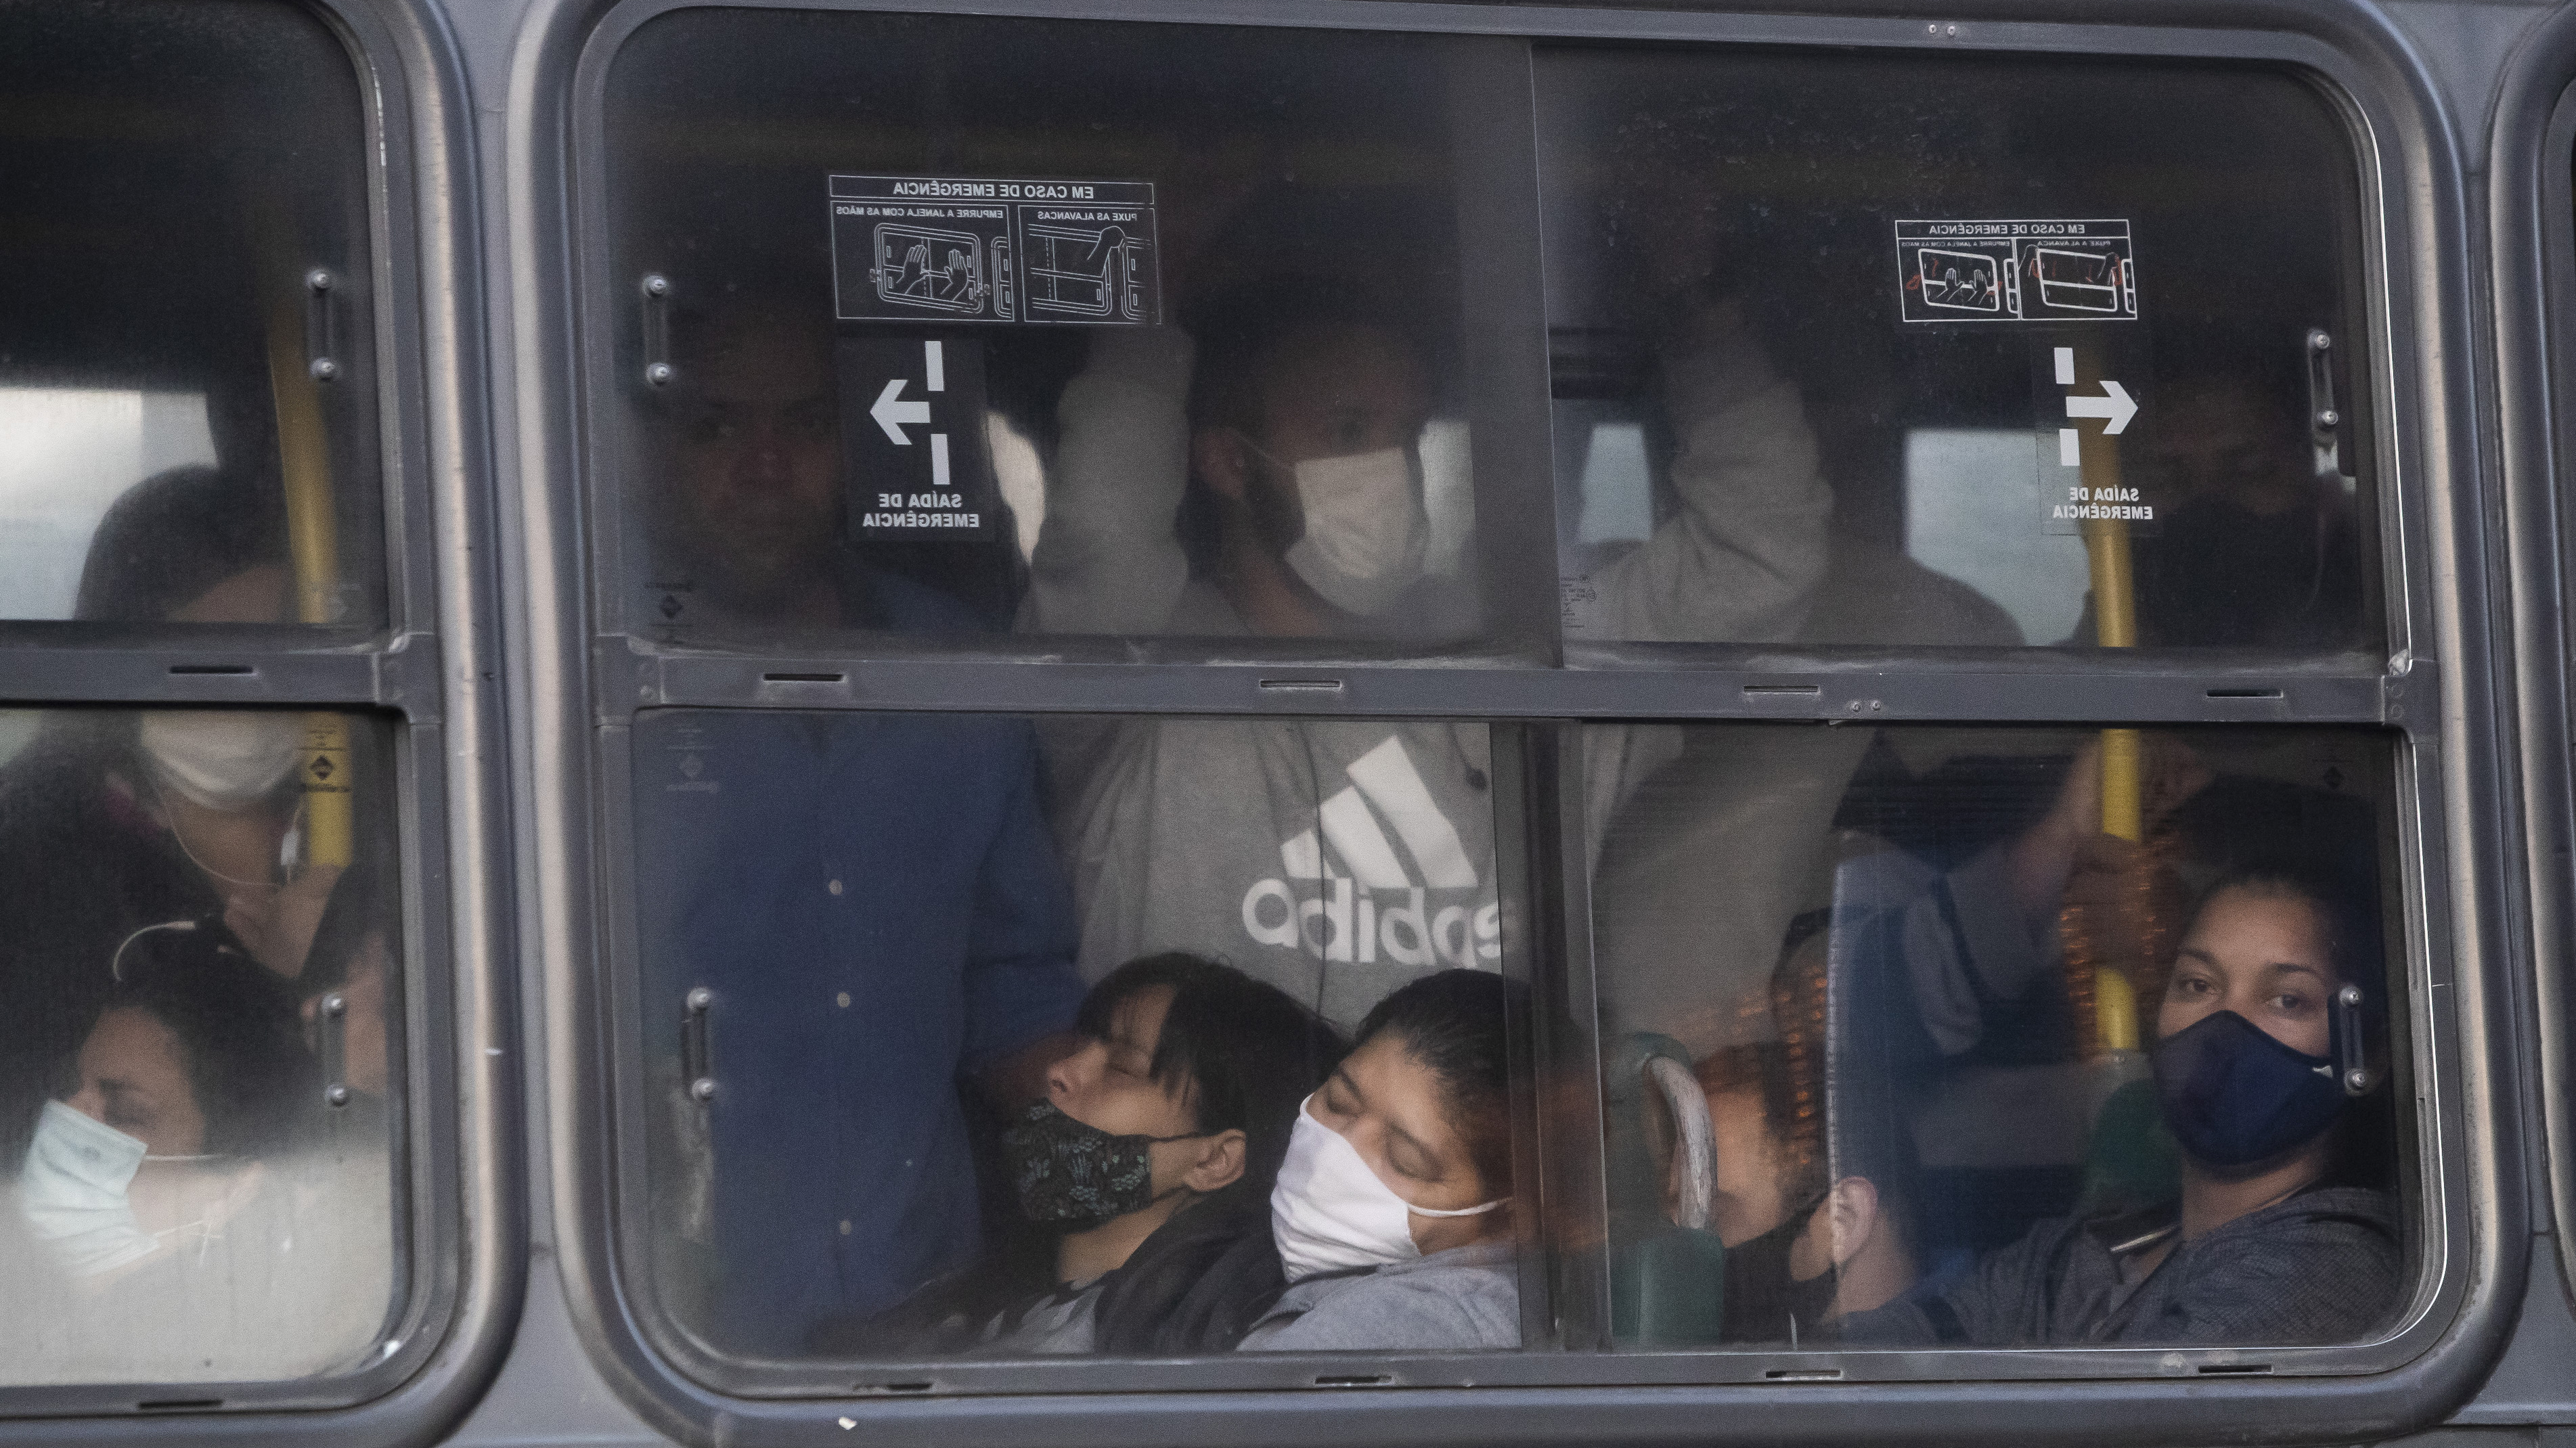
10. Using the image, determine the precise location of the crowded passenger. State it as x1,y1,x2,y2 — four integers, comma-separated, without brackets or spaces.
842,953,1343,1355
1,922,382,1378
1241,969,1522,1351
629,294,1085,1357
1695,1037,1919,1342
1841,866,2399,1344
1031,271,1829,1024
0,466,345,1166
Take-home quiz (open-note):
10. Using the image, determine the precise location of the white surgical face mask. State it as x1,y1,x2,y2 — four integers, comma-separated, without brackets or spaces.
1268,1093,1506,1282
1268,445,1429,617
137,710,303,812
18,1100,158,1277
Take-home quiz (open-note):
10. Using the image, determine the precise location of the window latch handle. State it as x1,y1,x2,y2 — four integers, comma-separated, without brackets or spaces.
642,273,674,388
303,268,342,384
319,991,353,1108
683,986,715,1103
2333,982,2372,1096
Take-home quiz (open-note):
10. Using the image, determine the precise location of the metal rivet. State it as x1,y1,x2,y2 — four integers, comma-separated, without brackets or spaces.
309,357,339,382
2344,1068,2370,1093
326,1084,352,1107
692,1078,717,1101
324,994,347,1018
643,273,670,297
688,987,713,1011
1845,700,1863,713
306,269,334,294
828,879,844,896
2309,330,2332,351
2315,409,2339,428
840,1220,853,1235
645,362,674,387
1943,22,1958,35
1925,21,1939,32
837,991,851,1009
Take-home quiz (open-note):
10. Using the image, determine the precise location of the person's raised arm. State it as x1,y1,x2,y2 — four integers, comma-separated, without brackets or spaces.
1591,299,1833,643
1025,329,1197,635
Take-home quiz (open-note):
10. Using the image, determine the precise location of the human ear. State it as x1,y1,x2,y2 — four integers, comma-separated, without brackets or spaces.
1193,428,1253,503
1823,1177,1881,1268
1180,1129,1247,1194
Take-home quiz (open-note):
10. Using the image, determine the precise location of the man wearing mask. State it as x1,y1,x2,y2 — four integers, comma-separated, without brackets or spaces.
630,294,1086,1356
1027,278,1830,1024
841,953,1343,1355
1693,1035,1920,1344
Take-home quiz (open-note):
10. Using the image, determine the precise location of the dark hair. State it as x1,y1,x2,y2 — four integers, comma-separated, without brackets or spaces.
104,923,316,1156
1184,276,1418,441
1351,969,1523,1193
74,466,286,623
1080,953,1346,1195
2186,862,2386,1020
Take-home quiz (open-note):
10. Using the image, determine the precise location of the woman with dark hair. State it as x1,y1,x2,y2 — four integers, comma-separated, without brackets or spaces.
1,922,382,1381
0,466,362,1165
1843,865,2401,1347
1241,968,1525,1351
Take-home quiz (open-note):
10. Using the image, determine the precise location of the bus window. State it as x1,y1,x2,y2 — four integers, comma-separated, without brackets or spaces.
0,706,403,1384
0,0,388,629
625,709,1514,1361
1538,50,2380,654
598,12,1516,654
1585,723,2410,1349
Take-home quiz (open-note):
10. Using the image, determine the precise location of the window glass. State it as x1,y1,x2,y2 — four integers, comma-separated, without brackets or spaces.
600,12,1507,654
0,0,388,628
0,707,403,1384
1539,50,2380,652
1584,723,2409,1348
628,709,1517,1361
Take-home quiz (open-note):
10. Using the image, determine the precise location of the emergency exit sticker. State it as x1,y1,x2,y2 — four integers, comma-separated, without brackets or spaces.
1896,219,2137,323
839,336,998,541
829,174,1161,325
2033,336,2155,535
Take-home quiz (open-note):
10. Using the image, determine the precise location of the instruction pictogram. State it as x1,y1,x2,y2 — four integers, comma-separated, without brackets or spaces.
1897,220,2137,323
838,336,999,541
830,175,1161,325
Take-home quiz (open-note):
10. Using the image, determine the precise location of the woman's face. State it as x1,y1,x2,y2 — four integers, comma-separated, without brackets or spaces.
1310,1033,1501,1248
63,1007,204,1157
2158,886,2339,1058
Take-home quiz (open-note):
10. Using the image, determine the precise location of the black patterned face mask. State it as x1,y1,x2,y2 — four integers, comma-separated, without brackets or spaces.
1001,1101,1199,1225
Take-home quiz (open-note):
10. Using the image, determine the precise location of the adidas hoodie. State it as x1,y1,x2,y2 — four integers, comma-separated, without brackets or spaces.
1027,308,1831,1024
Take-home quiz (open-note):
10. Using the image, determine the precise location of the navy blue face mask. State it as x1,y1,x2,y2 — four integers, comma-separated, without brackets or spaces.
2150,1008,2349,1169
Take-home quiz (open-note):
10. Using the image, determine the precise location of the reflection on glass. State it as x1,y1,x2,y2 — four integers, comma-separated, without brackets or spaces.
604,11,1490,650
630,710,1523,1360
0,390,217,619
1586,725,2405,1348
1538,50,2378,651
0,0,386,627
0,708,401,1382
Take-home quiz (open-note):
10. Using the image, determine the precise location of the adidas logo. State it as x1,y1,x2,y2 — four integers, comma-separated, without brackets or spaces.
1239,735,1500,967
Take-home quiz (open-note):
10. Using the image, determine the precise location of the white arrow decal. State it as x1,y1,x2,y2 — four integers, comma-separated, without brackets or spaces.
2064,380,2138,435
870,377,931,445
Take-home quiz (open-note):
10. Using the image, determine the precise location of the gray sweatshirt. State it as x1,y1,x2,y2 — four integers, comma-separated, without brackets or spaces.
1027,315,1831,1021
1238,1242,1520,1353
1841,1187,2401,1347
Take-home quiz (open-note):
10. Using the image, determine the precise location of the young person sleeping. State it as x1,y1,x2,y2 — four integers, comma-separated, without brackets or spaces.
1241,968,1526,1352
851,952,1342,1356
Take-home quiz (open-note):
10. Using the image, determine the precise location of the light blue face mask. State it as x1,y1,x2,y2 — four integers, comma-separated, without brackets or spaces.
18,1100,160,1277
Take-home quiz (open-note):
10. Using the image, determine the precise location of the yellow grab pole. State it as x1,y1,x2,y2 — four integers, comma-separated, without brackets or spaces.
2077,350,2141,1052
263,266,353,869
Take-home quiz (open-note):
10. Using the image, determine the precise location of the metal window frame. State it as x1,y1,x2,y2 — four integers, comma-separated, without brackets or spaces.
0,0,520,1439
2485,0,2576,1334
507,0,2525,1441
